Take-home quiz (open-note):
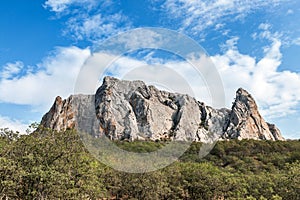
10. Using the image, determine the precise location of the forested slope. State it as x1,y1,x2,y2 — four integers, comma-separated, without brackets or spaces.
0,128,299,199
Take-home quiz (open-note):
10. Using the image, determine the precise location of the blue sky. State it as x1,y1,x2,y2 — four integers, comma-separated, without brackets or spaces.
0,0,300,139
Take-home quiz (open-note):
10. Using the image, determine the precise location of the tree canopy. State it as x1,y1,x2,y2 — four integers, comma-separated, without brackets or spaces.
0,127,299,199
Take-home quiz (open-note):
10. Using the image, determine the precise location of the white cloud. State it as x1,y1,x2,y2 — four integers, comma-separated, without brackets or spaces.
258,23,272,31
44,0,73,12
163,0,290,34
1,41,299,136
0,115,28,134
44,0,130,41
293,37,300,46
0,46,90,110
220,36,239,51
44,0,97,13
215,23,225,30
88,51,223,108
106,28,168,51
212,32,300,118
0,61,23,79
257,23,283,43
287,9,294,15
1,35,298,121
65,13,130,41
77,26,300,119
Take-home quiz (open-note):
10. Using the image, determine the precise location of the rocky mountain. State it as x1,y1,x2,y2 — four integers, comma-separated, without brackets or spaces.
40,76,284,142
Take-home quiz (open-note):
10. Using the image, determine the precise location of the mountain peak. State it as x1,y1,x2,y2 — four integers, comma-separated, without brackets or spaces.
236,87,249,94
40,77,284,141
222,88,284,140
235,87,256,106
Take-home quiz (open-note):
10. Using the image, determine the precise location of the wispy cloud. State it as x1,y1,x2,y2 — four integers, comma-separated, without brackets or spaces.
293,37,300,46
44,0,74,12
163,0,291,35
43,0,97,13
65,13,130,41
287,9,294,15
0,61,23,79
44,0,131,42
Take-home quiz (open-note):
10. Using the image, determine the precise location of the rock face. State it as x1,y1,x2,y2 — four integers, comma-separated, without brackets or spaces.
40,76,284,141
40,95,99,134
222,88,284,141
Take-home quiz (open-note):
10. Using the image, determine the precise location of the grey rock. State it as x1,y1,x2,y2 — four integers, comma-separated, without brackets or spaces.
41,95,76,131
40,77,284,141
40,94,100,136
267,123,285,141
222,88,284,140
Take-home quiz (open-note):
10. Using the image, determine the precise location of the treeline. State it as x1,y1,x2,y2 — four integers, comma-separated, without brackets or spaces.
0,128,299,199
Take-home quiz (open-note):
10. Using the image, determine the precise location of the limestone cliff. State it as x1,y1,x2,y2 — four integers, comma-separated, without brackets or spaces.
222,88,284,141
40,76,284,141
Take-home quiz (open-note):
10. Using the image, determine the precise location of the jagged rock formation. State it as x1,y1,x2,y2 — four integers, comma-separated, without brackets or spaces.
222,88,284,141
40,94,99,135
40,76,284,141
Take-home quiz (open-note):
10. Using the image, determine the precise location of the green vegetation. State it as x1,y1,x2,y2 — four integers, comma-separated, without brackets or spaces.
114,140,166,153
0,127,299,199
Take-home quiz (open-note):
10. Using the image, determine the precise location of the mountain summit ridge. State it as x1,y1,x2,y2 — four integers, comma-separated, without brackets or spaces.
40,76,284,141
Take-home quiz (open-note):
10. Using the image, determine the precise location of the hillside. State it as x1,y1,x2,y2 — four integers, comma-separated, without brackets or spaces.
0,127,299,199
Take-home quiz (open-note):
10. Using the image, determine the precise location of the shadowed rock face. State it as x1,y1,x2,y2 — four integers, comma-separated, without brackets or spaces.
40,77,284,141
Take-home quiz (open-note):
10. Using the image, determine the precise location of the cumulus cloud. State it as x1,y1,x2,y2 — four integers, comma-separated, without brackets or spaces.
92,24,299,119
104,55,209,103
75,24,300,119
0,46,90,110
212,28,300,118
1,30,298,120
0,115,28,134
1,40,299,135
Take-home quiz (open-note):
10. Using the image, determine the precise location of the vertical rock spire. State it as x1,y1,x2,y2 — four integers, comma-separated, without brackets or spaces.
223,88,284,140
